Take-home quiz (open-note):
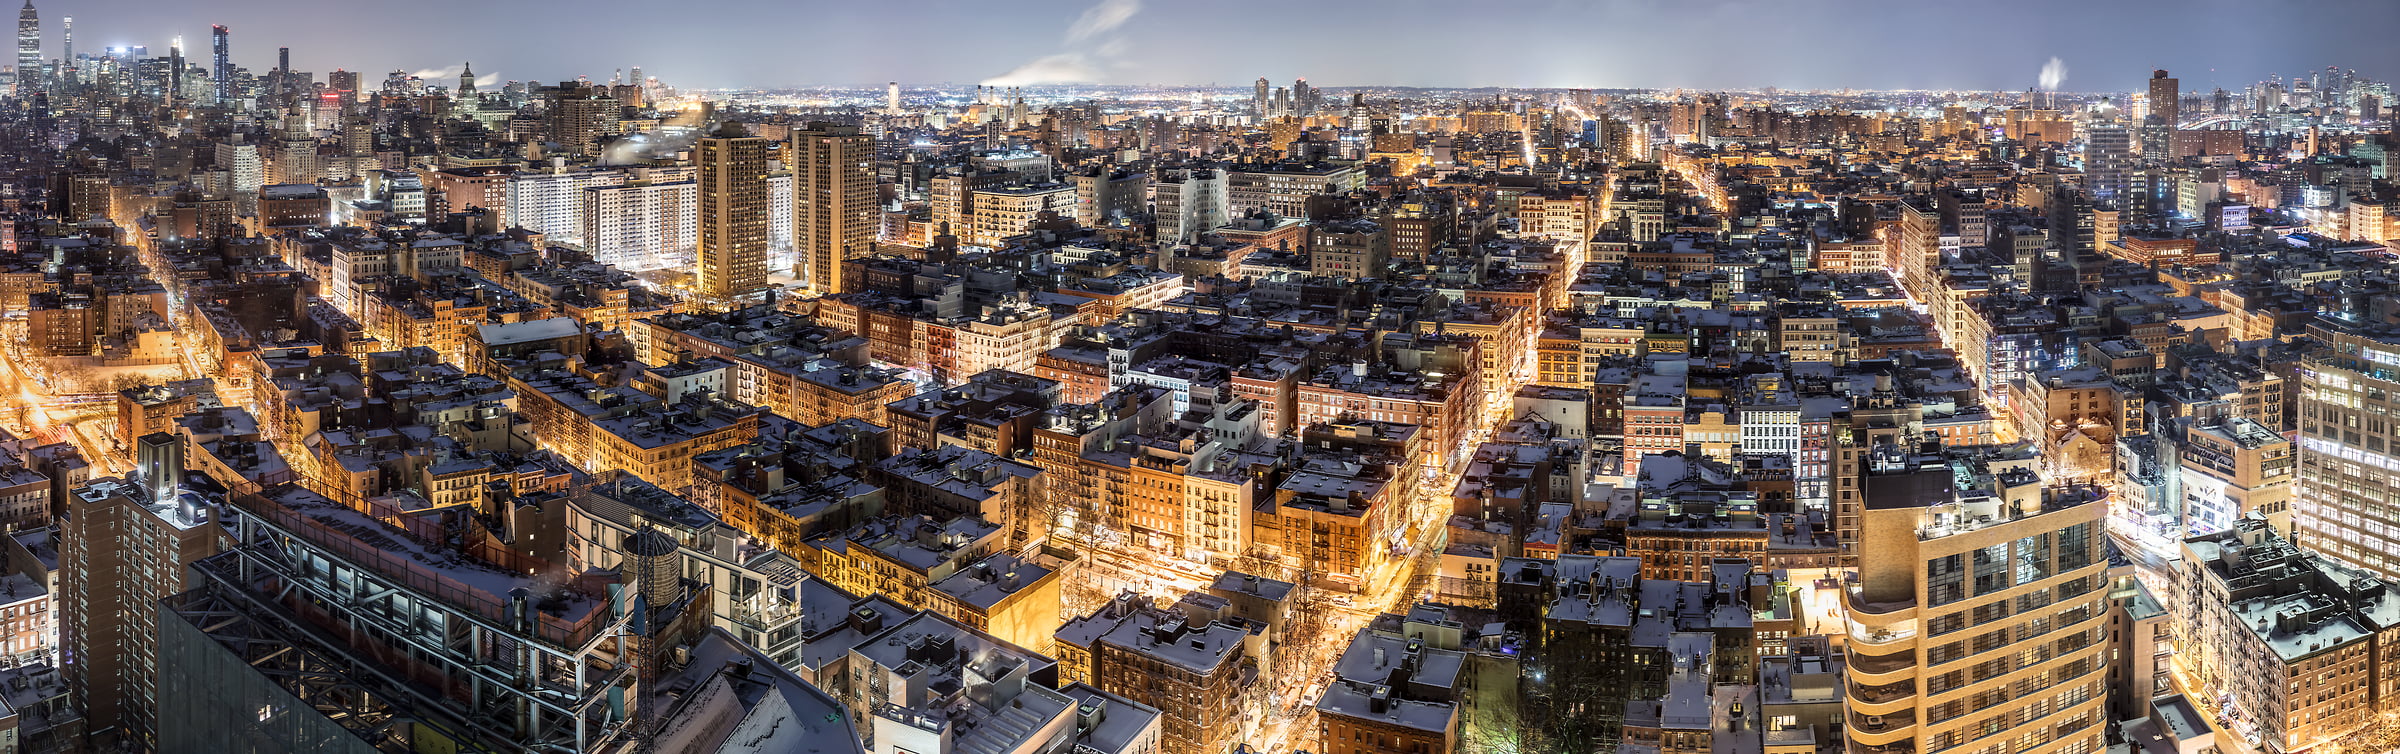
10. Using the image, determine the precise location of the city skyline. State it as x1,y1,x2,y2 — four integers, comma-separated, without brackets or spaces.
16,0,2400,92
0,1,2395,752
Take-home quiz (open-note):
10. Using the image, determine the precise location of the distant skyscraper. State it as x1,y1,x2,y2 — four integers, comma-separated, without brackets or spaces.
2148,69,2179,127
326,68,357,101
886,81,899,115
1254,76,1269,116
168,35,181,102
2085,103,2134,203
2087,128,2133,202
210,24,229,105
789,122,875,293
695,122,772,301
55,14,66,83
549,86,619,157
15,0,36,95
457,61,474,99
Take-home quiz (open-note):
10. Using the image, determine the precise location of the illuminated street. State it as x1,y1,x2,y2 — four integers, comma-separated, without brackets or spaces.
0,3,2383,754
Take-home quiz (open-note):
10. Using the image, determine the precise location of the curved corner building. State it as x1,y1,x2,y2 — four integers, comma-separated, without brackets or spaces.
1841,438,2110,754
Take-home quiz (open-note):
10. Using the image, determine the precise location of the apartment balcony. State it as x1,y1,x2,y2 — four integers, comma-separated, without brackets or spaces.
1849,614,1921,647
1846,587,1919,619
1851,679,1920,707
1848,649,1919,685
1850,708,1918,745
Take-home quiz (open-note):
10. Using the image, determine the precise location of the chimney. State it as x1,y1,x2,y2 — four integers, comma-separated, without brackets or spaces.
850,605,885,634
508,587,532,633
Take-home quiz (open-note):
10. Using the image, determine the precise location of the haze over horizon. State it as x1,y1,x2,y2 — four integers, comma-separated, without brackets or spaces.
32,0,2400,93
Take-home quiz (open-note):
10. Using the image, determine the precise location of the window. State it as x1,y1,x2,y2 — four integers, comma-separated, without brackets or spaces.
1973,543,2011,596
2057,523,2093,570
1929,554,1966,606
2016,534,2053,585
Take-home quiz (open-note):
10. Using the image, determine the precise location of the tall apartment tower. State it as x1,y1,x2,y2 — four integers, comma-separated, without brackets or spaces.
60,436,226,749
14,0,34,95
1841,440,2111,754
694,121,772,302
2147,70,2179,128
210,24,229,105
2292,317,2400,580
788,122,874,294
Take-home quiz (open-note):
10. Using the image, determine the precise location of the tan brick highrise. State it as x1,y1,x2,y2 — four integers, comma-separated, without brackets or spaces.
789,122,875,294
695,123,772,303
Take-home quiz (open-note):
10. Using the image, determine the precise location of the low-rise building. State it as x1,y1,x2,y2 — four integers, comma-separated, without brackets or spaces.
2178,518,2400,754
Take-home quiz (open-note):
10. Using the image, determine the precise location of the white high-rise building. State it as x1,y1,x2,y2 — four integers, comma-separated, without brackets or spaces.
582,175,696,271
2295,317,2400,581
768,172,794,272
2083,103,2135,205
1153,167,1228,245
508,166,627,248
213,139,263,201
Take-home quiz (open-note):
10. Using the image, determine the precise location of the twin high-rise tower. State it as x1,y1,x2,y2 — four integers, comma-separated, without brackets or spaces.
694,120,875,303
1250,76,1318,118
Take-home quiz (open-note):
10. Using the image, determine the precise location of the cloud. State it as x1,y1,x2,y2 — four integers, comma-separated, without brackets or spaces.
1066,0,1141,44
982,0,1141,86
2037,56,2067,91
983,54,1103,87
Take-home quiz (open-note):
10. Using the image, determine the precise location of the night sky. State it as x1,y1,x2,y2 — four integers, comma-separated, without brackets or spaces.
34,0,2400,92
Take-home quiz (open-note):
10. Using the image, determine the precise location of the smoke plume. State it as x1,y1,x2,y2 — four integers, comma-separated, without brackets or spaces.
2037,57,2068,91
599,108,713,166
411,65,501,89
